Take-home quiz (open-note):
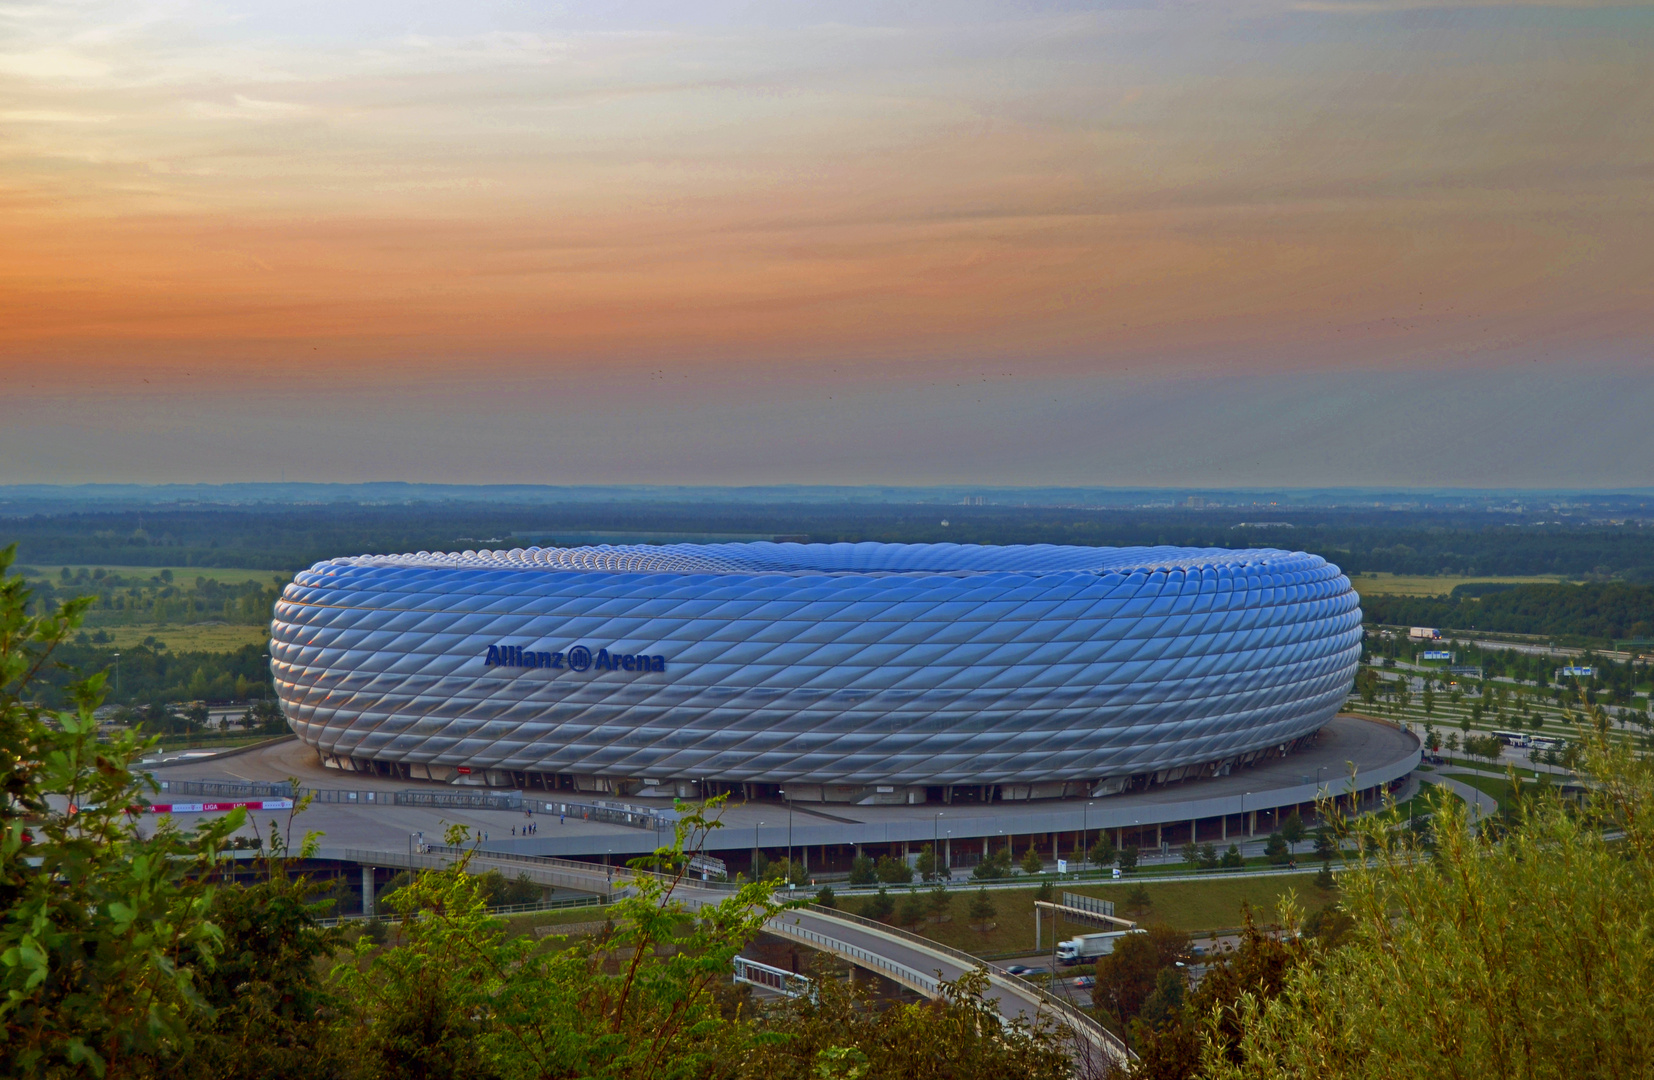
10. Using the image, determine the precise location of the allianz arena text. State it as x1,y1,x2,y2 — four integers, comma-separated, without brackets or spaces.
270,542,1362,804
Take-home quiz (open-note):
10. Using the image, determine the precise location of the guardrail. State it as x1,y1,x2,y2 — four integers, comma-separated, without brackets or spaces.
155,778,295,798
766,918,941,998
149,779,676,829
318,892,605,928
521,796,680,830
341,845,744,896
733,955,816,999
784,902,1130,1065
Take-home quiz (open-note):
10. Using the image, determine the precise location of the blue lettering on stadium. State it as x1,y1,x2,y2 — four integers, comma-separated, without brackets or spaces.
484,643,666,674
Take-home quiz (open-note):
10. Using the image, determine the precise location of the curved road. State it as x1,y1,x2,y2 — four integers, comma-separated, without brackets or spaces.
1425,776,1498,821
333,845,1126,1069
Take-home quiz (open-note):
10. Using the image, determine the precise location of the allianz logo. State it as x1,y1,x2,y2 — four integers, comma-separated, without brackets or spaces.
484,644,667,674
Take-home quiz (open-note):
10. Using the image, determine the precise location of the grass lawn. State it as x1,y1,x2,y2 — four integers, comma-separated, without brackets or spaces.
1351,573,1574,598
501,903,615,937
87,623,271,652
1434,759,1543,780
1389,788,1461,819
1441,771,1563,806
853,875,1340,957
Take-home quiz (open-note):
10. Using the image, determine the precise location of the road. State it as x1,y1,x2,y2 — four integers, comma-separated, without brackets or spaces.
339,844,1129,1069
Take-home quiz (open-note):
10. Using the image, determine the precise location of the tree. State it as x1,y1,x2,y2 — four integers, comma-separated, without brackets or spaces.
1020,846,1044,875
738,962,1070,1080
1093,924,1190,1026
1204,730,1654,1079
863,886,895,921
1313,826,1338,861
0,545,252,1077
1125,884,1152,915
1280,811,1307,853
1221,843,1245,869
1315,861,1337,890
1356,666,1379,706
815,886,836,909
848,853,876,886
874,854,914,884
897,890,927,927
185,861,351,1080
1198,842,1220,870
1263,832,1291,865
1136,966,1187,1035
1181,841,1201,871
973,848,1013,881
1124,917,1302,1077
1090,831,1117,869
914,843,942,882
336,804,787,1080
927,881,951,921
968,888,997,928
1118,845,1140,873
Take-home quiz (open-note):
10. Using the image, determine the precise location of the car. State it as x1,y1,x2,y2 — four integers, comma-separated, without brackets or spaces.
1004,964,1038,977
1071,975,1096,989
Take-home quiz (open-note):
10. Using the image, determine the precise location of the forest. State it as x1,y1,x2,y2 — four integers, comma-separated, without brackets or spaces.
5,498,1654,579
1361,582,1654,641
8,497,1654,708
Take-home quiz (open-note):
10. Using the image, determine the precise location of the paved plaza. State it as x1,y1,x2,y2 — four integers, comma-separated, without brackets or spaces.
149,714,1418,867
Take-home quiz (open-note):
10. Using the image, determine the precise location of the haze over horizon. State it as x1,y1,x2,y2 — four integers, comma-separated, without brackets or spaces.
3,1,1650,487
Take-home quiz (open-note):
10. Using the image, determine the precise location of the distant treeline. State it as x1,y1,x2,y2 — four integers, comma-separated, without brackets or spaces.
20,565,284,625
33,641,273,709
1363,582,1654,642
7,502,1654,579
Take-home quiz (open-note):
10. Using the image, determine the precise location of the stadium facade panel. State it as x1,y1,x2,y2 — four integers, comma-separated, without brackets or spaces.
270,543,1362,800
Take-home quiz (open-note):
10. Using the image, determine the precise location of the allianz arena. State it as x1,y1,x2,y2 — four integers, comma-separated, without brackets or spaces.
269,542,1362,803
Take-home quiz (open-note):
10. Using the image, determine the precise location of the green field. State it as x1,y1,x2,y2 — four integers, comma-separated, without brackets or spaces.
1351,573,1574,598
848,875,1338,958
88,623,271,652
20,565,291,587
1440,771,1556,807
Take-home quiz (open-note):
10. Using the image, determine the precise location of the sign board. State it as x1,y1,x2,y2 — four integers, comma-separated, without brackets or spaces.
1422,650,1453,661
141,799,293,815
1056,859,1068,874
1062,892,1116,918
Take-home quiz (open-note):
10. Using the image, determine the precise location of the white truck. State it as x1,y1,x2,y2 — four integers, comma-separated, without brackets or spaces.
1055,929,1143,966
1409,627,1441,641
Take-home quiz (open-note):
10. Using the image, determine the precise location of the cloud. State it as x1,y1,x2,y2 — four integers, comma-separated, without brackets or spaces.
0,0,1649,486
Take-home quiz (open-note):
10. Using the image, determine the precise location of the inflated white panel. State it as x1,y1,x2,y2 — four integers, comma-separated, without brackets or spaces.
270,542,1362,785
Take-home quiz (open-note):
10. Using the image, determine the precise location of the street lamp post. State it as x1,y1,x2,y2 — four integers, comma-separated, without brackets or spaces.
1083,800,1094,874
933,812,944,881
112,652,120,702
754,821,764,880
782,791,793,883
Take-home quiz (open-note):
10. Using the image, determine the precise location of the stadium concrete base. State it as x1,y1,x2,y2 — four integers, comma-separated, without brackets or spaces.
150,715,1417,869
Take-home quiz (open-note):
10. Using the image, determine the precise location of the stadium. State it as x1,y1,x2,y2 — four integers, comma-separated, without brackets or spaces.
270,542,1363,804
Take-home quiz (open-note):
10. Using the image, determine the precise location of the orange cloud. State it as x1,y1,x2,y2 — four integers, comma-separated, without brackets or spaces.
0,1,1647,395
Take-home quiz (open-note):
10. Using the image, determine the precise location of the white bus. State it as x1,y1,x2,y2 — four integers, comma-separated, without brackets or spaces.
1529,736,1566,753
1489,730,1530,748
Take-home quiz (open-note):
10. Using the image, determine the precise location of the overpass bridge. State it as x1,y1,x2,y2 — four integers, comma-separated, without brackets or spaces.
328,845,1129,1072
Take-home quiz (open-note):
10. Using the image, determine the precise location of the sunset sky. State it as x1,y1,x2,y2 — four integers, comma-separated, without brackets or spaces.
3,1,1651,486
